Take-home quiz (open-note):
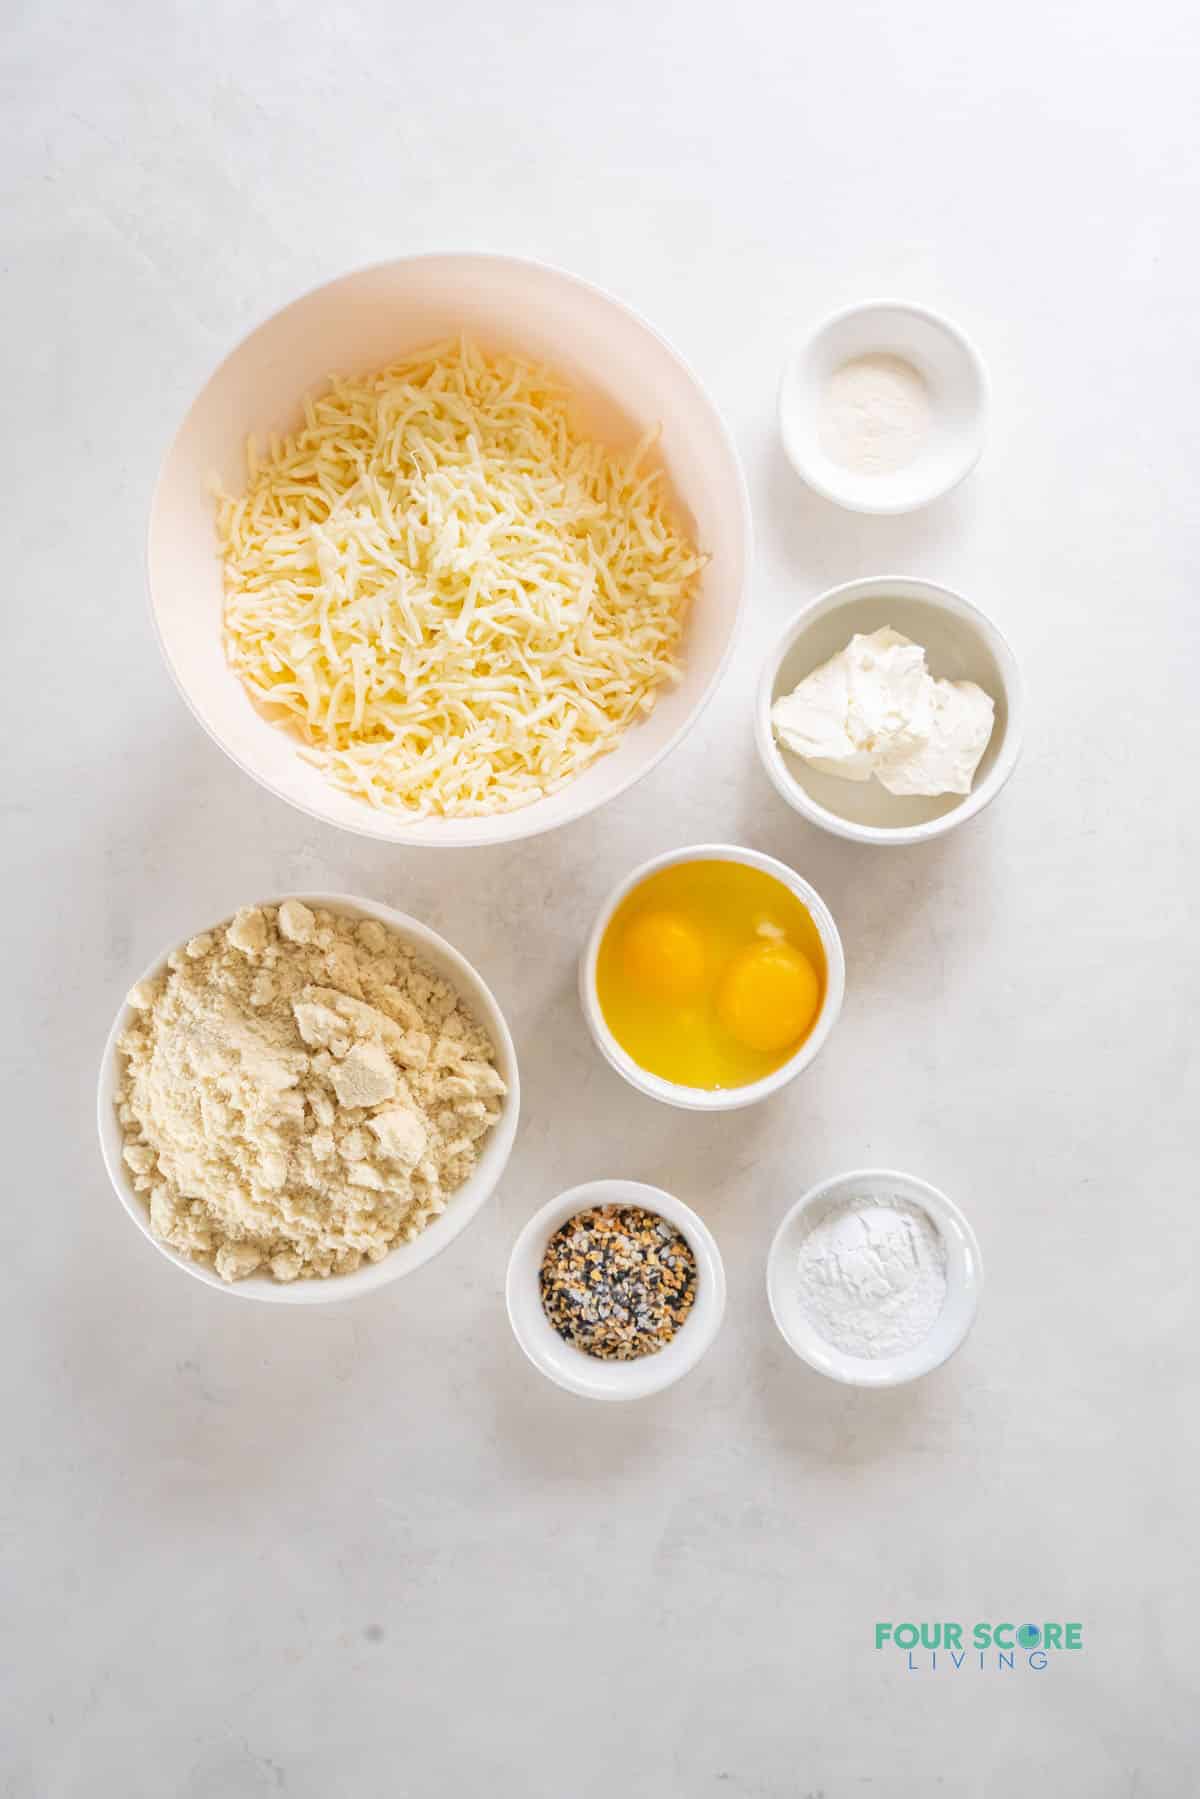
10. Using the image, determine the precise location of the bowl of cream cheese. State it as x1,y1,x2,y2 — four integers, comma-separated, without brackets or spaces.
755,575,1024,846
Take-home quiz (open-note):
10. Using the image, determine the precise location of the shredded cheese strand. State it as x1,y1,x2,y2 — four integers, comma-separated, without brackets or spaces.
217,339,704,818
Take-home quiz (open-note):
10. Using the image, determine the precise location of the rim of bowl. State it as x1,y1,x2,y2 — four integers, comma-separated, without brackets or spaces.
766,1167,983,1387
778,298,988,515
505,1179,726,1400
145,250,754,849
754,575,1026,847
579,843,845,1112
96,891,521,1304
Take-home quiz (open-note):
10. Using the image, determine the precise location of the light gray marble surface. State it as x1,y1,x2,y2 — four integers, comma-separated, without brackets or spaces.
5,2,1198,1793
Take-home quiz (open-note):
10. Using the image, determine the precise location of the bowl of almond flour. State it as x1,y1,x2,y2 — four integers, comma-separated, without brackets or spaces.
97,894,519,1302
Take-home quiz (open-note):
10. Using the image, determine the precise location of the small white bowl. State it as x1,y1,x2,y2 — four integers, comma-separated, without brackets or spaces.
756,575,1024,847
579,844,845,1112
779,300,987,513
149,252,751,848
506,1180,726,1400
97,892,520,1304
766,1168,982,1387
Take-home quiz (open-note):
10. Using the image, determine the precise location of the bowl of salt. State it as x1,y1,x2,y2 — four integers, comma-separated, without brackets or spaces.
778,300,987,514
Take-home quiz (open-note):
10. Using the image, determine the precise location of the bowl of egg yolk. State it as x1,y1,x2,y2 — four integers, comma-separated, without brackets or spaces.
581,845,845,1110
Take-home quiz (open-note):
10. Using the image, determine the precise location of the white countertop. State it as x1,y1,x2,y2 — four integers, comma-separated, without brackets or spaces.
6,1,1199,1793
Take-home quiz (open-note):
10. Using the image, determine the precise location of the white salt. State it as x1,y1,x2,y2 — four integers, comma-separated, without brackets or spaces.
819,352,931,475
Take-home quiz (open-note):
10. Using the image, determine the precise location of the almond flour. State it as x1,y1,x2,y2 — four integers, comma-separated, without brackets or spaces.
116,902,506,1282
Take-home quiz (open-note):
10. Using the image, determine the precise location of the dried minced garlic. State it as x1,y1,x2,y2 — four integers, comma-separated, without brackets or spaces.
116,902,506,1282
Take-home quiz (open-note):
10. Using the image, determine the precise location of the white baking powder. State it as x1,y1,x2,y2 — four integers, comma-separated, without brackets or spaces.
819,352,931,475
793,1194,947,1358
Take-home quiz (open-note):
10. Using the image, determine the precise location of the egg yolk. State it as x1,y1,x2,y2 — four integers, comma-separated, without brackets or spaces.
621,909,706,1003
716,941,821,1054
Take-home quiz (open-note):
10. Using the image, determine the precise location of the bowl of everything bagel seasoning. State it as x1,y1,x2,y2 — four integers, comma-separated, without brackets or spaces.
506,1180,726,1399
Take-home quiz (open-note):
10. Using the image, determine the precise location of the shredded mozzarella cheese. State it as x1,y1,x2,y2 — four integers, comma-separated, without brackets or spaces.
216,339,705,818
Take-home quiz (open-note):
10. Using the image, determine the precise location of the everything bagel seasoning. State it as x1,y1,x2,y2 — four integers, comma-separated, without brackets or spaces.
539,1205,698,1360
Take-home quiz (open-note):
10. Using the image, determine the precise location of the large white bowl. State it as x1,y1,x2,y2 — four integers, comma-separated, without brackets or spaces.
148,253,751,847
755,576,1024,846
579,844,845,1112
97,892,520,1304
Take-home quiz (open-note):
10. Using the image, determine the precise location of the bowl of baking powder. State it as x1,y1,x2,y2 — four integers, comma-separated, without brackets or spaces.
766,1168,982,1386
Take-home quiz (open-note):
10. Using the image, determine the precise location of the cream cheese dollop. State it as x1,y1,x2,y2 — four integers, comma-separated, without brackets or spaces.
771,627,995,798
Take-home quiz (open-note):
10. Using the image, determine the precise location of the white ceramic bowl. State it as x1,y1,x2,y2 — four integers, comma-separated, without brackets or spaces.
149,252,751,847
579,843,845,1112
779,300,987,513
766,1168,982,1387
506,1180,726,1400
96,892,520,1304
756,575,1024,846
